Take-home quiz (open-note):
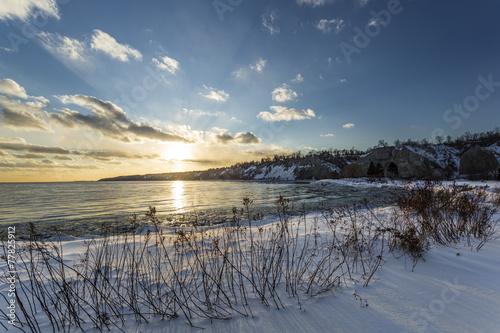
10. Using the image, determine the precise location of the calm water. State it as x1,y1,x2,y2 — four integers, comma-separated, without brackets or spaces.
0,181,404,236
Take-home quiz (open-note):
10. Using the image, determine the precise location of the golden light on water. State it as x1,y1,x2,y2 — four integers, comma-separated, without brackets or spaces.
171,180,185,212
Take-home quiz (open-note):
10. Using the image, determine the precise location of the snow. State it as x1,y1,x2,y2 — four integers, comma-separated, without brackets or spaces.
403,145,461,170
2,192,500,332
253,165,297,180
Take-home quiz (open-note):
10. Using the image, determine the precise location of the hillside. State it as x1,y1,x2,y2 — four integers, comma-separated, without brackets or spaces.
100,130,500,182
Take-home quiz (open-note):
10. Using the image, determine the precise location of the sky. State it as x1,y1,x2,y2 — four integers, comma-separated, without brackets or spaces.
0,0,499,182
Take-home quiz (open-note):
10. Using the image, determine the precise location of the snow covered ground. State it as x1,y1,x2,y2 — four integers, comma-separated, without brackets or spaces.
1,182,499,332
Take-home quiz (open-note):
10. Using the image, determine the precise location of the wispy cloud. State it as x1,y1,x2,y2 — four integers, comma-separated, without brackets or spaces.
91,29,142,62
52,94,189,142
250,58,267,73
343,123,355,129
291,74,304,83
13,152,45,159
152,56,180,75
38,32,88,63
316,19,346,34
321,133,334,137
181,108,225,118
199,85,229,102
0,140,161,161
262,10,280,35
296,0,334,7
0,0,59,21
272,84,298,103
258,106,315,122
233,58,267,80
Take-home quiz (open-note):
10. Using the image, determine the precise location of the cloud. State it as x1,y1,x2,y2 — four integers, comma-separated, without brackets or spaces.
343,123,355,129
272,84,298,103
262,11,280,35
152,56,180,75
215,131,262,145
258,106,316,122
235,132,262,144
368,18,381,27
250,58,267,73
233,58,267,80
91,29,142,62
316,19,346,34
0,140,161,161
0,79,28,99
0,160,101,170
291,74,304,83
0,0,59,21
199,85,229,102
12,152,45,159
53,155,74,161
232,68,247,80
38,32,87,62
182,108,224,118
296,0,334,7
0,141,71,154
321,133,334,137
52,94,188,143
0,95,50,131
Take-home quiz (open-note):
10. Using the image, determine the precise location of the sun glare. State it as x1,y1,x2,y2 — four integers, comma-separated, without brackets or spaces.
162,143,192,161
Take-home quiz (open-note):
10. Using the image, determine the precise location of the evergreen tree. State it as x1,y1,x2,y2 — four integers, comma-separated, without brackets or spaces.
387,162,399,178
367,161,376,177
375,163,384,177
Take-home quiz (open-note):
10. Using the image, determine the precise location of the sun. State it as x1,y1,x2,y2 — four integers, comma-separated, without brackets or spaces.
162,143,192,161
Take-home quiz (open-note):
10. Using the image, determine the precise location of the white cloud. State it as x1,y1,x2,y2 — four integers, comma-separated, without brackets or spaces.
232,67,247,80
296,0,333,7
152,56,180,75
182,108,224,118
262,11,280,35
38,32,87,62
0,95,50,131
272,84,297,103
258,106,315,122
91,29,142,62
233,58,267,80
291,74,304,83
0,79,28,99
368,18,381,27
250,58,267,73
53,94,188,143
343,123,355,129
0,0,59,21
199,85,229,102
316,19,346,34
339,78,347,83
321,133,334,137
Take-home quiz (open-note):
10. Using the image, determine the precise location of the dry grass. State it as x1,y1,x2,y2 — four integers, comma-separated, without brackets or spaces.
1,183,498,332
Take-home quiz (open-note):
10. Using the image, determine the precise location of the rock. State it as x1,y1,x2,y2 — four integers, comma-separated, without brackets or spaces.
356,147,451,179
459,145,499,179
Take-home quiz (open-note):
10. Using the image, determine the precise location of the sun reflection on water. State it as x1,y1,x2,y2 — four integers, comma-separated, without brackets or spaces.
171,181,185,212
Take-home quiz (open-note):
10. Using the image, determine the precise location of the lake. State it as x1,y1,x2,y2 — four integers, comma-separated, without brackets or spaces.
0,180,404,237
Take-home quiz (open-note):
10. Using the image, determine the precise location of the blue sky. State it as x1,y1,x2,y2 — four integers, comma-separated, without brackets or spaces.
0,0,499,181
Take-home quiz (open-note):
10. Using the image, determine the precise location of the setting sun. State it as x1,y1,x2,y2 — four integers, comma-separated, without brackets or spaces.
162,143,192,162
